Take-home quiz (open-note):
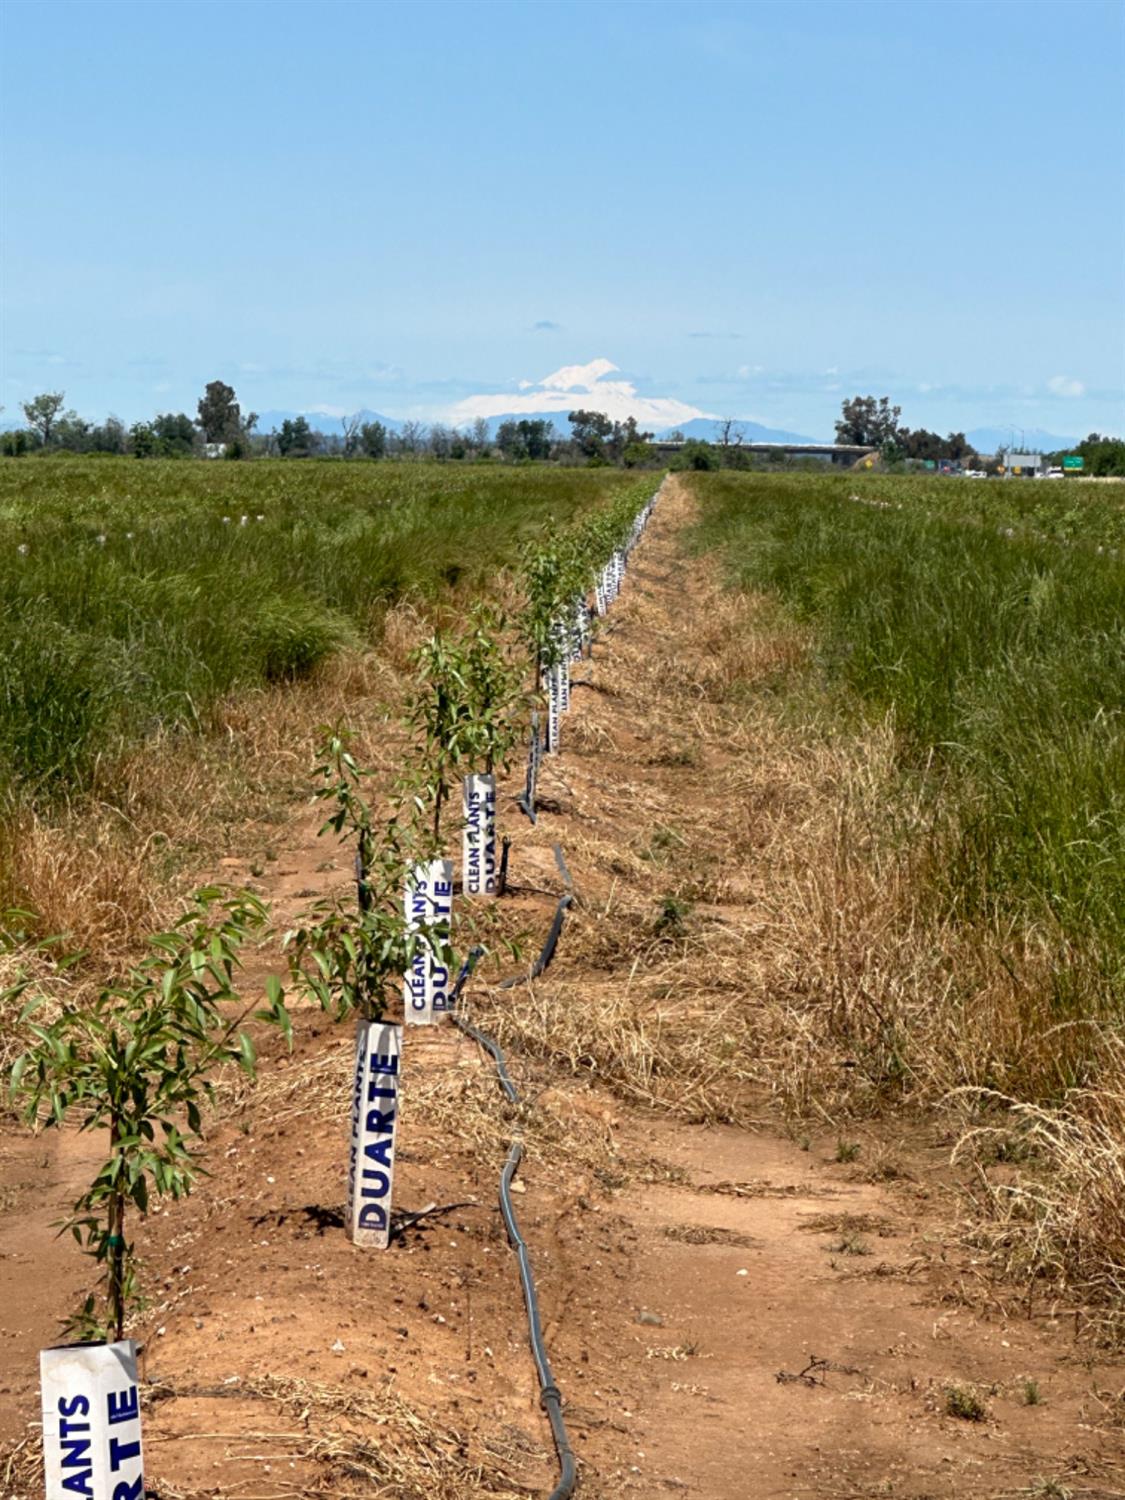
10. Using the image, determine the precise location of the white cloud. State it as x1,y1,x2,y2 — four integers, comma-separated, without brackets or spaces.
1047,375,1085,398
447,357,711,428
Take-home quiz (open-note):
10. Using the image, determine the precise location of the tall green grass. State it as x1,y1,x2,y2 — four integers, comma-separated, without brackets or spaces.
692,471,1125,987
0,458,636,801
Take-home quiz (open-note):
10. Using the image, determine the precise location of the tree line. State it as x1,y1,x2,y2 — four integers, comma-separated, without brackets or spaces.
13,382,1118,475
834,394,976,462
833,394,1125,473
5,382,260,460
1050,433,1125,478
3,384,662,468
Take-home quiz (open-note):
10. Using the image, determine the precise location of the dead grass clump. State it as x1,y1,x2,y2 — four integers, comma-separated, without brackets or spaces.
619,588,808,706
150,1374,535,1499
952,1043,1125,1332
664,1223,757,1247
566,716,618,756
473,971,761,1127
0,1427,40,1500
0,804,171,963
798,1212,895,1237
221,1030,354,1125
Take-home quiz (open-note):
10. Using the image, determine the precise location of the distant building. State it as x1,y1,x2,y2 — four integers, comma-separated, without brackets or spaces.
1002,450,1044,476
203,442,227,460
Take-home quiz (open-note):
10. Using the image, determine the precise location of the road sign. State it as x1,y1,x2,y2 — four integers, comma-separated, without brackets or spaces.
923,460,936,470
1063,455,1084,471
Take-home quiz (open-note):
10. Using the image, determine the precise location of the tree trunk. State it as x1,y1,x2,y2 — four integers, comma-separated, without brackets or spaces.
433,777,445,845
108,1113,126,1341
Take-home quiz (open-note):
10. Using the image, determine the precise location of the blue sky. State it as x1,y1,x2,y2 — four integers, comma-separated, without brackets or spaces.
2,0,1123,439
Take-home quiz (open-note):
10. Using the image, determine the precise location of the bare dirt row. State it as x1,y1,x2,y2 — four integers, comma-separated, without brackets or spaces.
2,478,1121,1498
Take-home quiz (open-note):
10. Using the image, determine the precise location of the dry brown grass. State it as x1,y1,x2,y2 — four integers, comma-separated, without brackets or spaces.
0,938,90,1124
952,1038,1125,1336
216,1372,537,1498
0,597,432,967
0,1372,538,1500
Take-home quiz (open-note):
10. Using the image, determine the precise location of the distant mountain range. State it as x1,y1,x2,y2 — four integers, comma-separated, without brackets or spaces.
652,416,822,444
965,427,1080,455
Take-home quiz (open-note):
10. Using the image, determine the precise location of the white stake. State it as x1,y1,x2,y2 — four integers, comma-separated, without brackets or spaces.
41,1340,144,1500
462,773,497,896
403,859,454,1024
547,662,562,753
346,1019,401,1248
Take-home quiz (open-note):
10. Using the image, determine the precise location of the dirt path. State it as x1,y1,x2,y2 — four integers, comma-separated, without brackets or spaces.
2,478,1121,1498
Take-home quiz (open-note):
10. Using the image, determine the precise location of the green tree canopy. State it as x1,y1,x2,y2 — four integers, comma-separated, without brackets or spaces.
607,415,653,463
900,427,976,462
21,391,71,447
568,408,613,460
197,380,241,442
153,411,197,457
835,395,903,448
360,420,387,458
497,418,555,461
277,415,319,457
1076,433,1125,476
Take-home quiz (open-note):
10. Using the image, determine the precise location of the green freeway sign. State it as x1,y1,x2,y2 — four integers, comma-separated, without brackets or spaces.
1063,455,1084,471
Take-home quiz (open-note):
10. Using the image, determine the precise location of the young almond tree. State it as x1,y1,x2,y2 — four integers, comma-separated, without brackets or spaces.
521,541,569,690
459,603,527,777
286,729,454,1020
7,890,289,1341
405,630,475,846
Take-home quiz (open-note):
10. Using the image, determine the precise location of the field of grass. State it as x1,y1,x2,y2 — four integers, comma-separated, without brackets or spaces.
840,470,1125,549
0,459,636,804
692,469,1125,1034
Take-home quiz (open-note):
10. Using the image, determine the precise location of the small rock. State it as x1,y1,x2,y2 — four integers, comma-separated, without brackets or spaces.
636,1311,664,1327
331,1338,346,1353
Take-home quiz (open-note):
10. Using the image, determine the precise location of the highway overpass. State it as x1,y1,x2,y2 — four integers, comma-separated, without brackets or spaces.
652,439,877,466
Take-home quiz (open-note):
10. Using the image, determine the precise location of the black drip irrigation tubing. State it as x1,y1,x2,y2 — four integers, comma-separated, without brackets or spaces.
446,489,658,1499
448,850,577,1499
447,836,576,1495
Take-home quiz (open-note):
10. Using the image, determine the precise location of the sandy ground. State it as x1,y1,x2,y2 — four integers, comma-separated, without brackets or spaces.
2,478,1123,1498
